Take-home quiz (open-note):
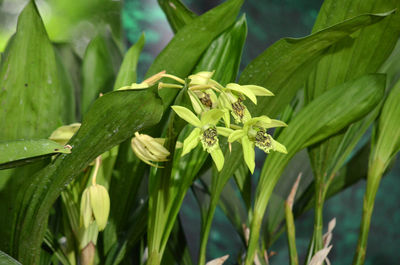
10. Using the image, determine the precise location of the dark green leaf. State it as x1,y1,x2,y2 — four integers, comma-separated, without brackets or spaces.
0,139,71,170
305,0,400,183
158,0,197,33
193,14,247,86
11,88,163,264
239,11,395,118
0,0,67,253
81,34,122,115
0,1,65,140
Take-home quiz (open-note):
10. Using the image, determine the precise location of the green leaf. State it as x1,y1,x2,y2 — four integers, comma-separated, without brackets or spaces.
371,75,400,169
193,14,247,86
304,3,400,257
239,10,395,118
53,49,76,124
0,250,21,265
54,43,82,122
158,0,197,33
0,139,71,170
146,0,244,109
0,0,67,254
305,0,400,186
11,88,163,264
0,1,65,140
81,34,122,115
244,74,385,264
113,34,145,90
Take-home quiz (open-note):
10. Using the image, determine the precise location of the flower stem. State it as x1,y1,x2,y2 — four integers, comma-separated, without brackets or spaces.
91,156,101,186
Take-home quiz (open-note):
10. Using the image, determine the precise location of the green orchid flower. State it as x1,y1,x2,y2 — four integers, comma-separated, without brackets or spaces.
217,82,274,124
171,106,225,171
227,116,288,173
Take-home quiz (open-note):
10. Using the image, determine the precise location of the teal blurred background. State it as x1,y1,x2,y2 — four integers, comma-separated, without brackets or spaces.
0,0,399,264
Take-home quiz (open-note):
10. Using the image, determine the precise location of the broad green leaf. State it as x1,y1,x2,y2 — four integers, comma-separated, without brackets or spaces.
305,0,400,187
0,139,71,170
239,11,395,118
0,250,21,265
158,0,197,33
146,0,244,109
0,1,65,140
81,34,122,115
304,2,400,257
307,0,400,101
244,74,385,265
113,33,145,90
11,88,163,264
0,1,67,254
193,14,247,86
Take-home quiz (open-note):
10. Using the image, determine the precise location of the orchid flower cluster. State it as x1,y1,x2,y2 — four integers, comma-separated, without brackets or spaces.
122,71,287,173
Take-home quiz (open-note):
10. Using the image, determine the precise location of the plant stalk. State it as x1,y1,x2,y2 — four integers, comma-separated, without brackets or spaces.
198,197,218,265
352,163,383,265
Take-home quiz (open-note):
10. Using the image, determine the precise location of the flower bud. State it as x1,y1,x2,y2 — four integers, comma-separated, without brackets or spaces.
49,123,81,145
80,184,110,231
80,188,92,229
89,184,110,231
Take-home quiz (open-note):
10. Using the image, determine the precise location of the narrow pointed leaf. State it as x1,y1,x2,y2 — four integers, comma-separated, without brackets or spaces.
158,0,197,33
113,34,145,90
81,35,122,115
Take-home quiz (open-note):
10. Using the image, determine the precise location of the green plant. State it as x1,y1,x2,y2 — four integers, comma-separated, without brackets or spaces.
1,0,400,265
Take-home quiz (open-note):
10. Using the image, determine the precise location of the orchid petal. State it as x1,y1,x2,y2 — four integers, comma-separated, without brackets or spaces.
182,128,201,156
171,106,202,127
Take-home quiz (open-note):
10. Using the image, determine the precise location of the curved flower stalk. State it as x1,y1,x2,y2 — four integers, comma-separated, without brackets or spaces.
131,132,170,167
227,116,287,173
171,106,225,171
118,70,166,90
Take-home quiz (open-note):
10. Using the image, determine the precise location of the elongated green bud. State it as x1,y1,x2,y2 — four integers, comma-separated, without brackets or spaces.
80,188,92,229
89,184,110,231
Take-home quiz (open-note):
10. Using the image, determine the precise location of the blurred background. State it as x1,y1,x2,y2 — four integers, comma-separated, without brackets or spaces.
0,0,399,264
